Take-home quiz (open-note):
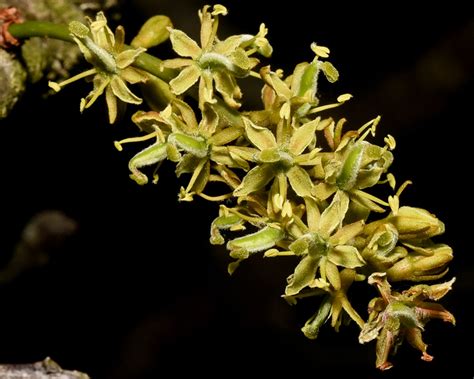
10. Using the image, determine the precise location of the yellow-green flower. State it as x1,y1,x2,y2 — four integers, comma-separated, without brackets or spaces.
285,191,366,297
313,132,394,213
114,98,226,200
49,12,147,123
163,4,272,109
260,43,341,122
233,117,320,199
113,110,171,185
299,269,365,339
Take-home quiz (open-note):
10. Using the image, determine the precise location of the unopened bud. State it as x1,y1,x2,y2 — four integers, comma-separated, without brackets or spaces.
386,244,453,282
131,15,173,49
391,206,445,240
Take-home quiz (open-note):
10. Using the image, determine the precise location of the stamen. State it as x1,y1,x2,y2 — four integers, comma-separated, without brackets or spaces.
209,174,227,183
353,189,389,206
396,180,412,198
227,208,267,225
48,68,97,92
114,131,161,151
245,47,258,56
264,249,294,257
282,200,293,218
357,116,381,142
248,70,261,79
198,192,234,201
185,158,206,193
309,94,352,114
384,134,396,150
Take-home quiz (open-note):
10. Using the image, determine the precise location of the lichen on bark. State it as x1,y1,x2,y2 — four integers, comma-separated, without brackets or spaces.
0,357,89,378
0,49,26,118
0,0,86,117
0,0,85,82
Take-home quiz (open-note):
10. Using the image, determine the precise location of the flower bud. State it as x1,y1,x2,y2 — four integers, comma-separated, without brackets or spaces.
131,15,173,49
386,244,453,282
391,206,445,240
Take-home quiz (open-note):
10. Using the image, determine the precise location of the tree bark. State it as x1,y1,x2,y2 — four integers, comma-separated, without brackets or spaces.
0,357,89,378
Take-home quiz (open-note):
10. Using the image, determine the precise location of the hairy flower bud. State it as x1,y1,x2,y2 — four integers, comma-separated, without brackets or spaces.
392,206,445,240
386,244,453,281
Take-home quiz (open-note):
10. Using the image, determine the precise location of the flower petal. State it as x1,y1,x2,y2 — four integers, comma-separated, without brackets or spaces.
330,220,365,245
169,64,201,95
324,259,341,290
172,99,199,132
110,76,142,104
199,69,215,107
90,11,115,50
403,277,456,301
169,28,201,59
162,58,193,69
233,164,276,197
260,66,292,100
288,119,318,155
82,75,109,110
214,34,250,55
175,153,200,177
312,182,337,201
244,118,277,151
305,197,321,233
116,47,146,69
105,86,117,124
285,254,320,296
120,67,148,84
231,47,252,72
328,245,365,269
359,314,384,344
199,5,213,49
318,190,349,237
287,166,314,198
214,70,241,109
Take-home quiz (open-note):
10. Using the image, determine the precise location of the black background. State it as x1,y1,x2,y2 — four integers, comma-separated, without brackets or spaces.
0,1,473,377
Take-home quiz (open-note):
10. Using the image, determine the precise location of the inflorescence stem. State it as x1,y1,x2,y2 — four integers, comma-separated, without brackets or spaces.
9,21,177,82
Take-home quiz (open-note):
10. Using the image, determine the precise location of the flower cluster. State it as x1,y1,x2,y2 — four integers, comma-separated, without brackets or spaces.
47,5,455,370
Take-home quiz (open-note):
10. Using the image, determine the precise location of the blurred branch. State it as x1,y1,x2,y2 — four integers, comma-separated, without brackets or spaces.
0,210,77,284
